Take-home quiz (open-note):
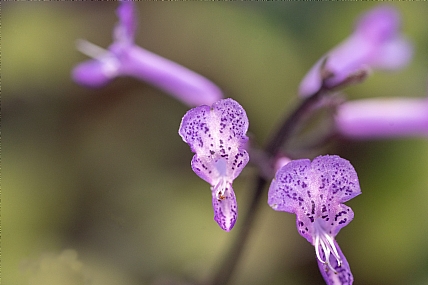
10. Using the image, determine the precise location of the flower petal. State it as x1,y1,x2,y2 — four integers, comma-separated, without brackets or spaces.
114,1,137,45
212,182,238,232
268,158,312,214
72,59,117,87
354,5,399,42
371,37,413,70
336,97,428,139
268,155,361,241
179,98,249,183
311,155,361,204
123,46,223,106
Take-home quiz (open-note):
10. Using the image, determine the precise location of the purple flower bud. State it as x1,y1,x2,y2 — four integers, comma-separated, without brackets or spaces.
268,155,361,284
299,5,413,97
179,98,249,231
72,2,223,106
335,96,428,139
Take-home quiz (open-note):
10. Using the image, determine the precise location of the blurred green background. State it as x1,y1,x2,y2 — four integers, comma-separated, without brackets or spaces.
3,2,428,285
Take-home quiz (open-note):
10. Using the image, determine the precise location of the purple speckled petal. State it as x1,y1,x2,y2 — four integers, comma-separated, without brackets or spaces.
336,97,428,139
268,158,311,214
311,155,361,204
317,240,353,285
212,181,237,232
268,155,360,241
179,98,249,183
179,98,249,231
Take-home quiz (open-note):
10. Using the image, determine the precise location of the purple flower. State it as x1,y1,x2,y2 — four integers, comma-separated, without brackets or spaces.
268,155,361,285
72,1,223,107
335,96,428,139
299,5,413,97
179,98,249,231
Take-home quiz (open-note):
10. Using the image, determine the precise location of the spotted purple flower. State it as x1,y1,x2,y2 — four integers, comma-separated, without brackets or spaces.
72,1,223,107
268,155,361,285
336,96,428,139
179,98,249,231
299,5,413,97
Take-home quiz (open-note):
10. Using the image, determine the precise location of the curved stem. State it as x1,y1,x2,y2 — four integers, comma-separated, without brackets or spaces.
207,88,327,285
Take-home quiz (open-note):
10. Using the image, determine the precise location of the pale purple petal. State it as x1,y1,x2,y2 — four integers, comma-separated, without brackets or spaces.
212,183,237,232
268,158,311,214
336,97,428,139
354,5,400,42
72,59,118,87
120,45,223,106
274,156,292,173
311,155,361,204
370,37,413,70
179,98,249,182
298,59,324,98
317,240,353,285
114,1,136,45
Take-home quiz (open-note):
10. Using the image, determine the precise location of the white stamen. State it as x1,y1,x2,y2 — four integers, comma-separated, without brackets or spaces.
313,219,342,274
76,39,109,59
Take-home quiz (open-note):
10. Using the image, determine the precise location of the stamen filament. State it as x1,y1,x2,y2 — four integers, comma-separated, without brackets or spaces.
313,218,342,273
76,39,109,59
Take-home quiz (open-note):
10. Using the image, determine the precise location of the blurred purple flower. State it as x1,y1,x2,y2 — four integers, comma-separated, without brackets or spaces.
268,155,361,285
72,1,223,106
336,96,428,139
299,5,413,97
179,98,249,231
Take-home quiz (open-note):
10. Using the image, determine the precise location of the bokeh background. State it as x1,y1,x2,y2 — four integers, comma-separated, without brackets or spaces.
3,2,428,285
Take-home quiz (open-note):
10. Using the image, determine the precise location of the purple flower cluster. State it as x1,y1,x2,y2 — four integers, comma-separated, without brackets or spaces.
72,3,423,285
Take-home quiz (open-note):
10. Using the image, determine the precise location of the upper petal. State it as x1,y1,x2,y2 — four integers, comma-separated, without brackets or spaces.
268,158,312,214
370,36,413,70
354,5,400,42
179,98,249,183
114,1,137,45
268,155,361,239
311,155,361,204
